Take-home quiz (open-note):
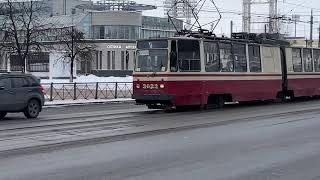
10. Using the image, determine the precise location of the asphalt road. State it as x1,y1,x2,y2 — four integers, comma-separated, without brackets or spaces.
2,101,143,121
1,101,320,180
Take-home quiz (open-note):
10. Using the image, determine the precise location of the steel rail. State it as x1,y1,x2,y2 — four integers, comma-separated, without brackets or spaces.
1,103,320,157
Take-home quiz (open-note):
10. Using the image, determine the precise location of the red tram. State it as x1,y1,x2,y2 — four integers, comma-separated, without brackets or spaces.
132,32,320,109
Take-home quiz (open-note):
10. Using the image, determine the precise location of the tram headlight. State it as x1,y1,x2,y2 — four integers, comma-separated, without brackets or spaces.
159,84,165,89
136,84,141,89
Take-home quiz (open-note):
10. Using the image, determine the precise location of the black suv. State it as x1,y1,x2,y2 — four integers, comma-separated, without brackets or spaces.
0,74,45,119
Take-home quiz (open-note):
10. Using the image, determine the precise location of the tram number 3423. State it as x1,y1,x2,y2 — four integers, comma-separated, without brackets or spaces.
142,84,159,90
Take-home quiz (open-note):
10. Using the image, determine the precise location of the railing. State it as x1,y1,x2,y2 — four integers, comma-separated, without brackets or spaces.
42,82,133,101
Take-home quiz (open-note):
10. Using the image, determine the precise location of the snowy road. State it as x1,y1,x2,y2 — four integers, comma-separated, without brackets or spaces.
1,100,320,179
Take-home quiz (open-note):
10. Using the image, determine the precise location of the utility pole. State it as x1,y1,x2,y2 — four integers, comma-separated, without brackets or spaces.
292,15,300,38
71,8,76,82
295,19,297,37
242,0,251,33
243,0,282,34
269,0,278,33
230,21,233,37
264,24,267,33
310,9,314,47
318,24,320,48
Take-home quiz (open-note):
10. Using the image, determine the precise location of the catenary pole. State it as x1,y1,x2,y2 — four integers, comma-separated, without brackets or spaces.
310,9,314,47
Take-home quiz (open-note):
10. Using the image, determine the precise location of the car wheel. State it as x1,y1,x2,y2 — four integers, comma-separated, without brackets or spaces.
0,112,7,120
24,99,40,119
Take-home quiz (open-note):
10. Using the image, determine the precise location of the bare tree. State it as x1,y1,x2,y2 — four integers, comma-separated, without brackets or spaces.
0,0,50,73
58,27,95,82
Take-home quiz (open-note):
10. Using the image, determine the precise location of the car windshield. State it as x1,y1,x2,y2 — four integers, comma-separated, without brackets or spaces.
135,49,168,72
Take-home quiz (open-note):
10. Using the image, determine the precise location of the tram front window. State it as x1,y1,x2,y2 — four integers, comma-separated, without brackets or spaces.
135,49,168,72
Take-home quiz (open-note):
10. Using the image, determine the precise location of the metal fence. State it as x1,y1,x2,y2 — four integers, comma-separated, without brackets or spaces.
42,82,133,101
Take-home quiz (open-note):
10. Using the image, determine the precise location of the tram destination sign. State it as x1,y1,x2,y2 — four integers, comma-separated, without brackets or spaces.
137,40,168,49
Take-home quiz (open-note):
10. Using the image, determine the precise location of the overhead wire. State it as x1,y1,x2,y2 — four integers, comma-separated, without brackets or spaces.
159,0,319,37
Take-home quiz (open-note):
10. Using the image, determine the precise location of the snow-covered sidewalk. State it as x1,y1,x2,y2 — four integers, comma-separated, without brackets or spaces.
44,98,134,107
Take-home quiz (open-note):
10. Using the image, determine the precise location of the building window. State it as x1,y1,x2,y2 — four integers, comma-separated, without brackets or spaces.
107,51,111,70
220,43,234,72
0,55,7,70
303,49,313,72
249,45,261,72
119,27,125,39
121,51,125,70
126,51,129,70
133,51,136,69
233,44,247,72
112,51,115,70
99,26,105,39
93,25,140,40
292,48,302,72
125,27,130,39
99,51,103,70
178,40,201,72
95,51,99,69
204,42,220,72
27,52,50,72
10,52,49,72
10,55,23,71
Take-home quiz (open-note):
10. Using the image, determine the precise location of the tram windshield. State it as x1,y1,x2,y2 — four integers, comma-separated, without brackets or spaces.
135,40,168,72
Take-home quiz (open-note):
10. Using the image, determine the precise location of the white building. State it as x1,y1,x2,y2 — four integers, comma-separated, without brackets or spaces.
0,0,183,78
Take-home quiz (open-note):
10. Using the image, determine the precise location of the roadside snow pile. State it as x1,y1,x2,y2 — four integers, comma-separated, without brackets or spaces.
76,74,133,83
41,75,133,84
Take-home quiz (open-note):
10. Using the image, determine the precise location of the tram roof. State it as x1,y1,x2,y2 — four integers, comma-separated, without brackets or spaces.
138,32,291,47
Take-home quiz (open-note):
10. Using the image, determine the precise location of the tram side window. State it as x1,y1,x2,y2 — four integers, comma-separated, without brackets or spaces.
303,49,313,72
204,42,220,72
248,45,262,72
178,40,201,72
170,40,178,72
314,49,320,72
292,48,302,72
233,44,247,72
220,43,234,72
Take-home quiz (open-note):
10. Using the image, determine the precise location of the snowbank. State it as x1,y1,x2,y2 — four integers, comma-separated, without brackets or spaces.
45,98,134,106
41,74,133,84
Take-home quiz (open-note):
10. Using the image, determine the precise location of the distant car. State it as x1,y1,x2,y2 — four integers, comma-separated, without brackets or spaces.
0,73,45,120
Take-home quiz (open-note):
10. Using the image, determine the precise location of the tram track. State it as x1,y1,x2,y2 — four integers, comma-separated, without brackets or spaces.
0,109,187,139
0,107,152,127
0,108,181,134
1,101,320,157
2,99,319,132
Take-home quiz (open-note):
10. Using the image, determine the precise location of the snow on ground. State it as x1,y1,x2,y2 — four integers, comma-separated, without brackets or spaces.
41,75,133,102
41,74,133,91
44,98,134,106
41,74,133,84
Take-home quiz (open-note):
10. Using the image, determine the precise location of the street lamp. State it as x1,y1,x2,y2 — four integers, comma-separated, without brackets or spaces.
71,8,76,81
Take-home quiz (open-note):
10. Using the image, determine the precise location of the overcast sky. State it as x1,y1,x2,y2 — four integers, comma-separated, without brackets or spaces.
96,0,320,39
